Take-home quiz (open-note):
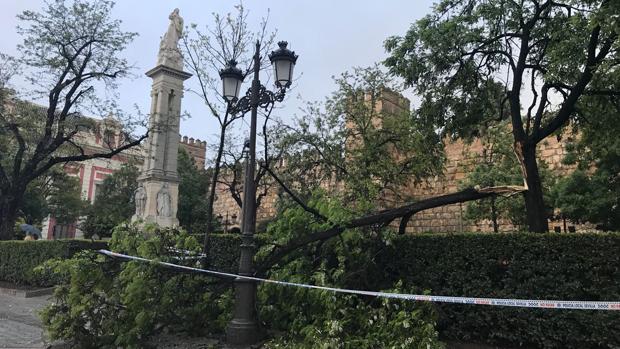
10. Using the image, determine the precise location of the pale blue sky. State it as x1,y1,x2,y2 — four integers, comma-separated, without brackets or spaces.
1,0,435,156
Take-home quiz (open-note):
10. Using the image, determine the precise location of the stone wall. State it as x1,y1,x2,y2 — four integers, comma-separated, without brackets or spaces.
211,163,289,231
179,135,207,169
400,135,576,233
211,91,580,233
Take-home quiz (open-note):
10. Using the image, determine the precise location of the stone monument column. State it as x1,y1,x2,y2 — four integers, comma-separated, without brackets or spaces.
133,8,191,227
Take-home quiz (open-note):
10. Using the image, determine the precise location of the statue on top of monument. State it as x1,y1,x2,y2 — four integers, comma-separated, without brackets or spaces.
161,8,183,49
157,8,184,70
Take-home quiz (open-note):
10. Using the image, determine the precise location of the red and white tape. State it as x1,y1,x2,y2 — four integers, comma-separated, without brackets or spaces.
99,249,620,311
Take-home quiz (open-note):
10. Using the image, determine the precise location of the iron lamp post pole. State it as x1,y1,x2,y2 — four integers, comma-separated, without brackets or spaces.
221,39,297,346
226,41,261,345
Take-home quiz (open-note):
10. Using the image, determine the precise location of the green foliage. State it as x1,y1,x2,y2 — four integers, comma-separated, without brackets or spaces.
82,162,139,238
16,0,138,90
552,169,619,230
259,196,444,348
14,166,87,229
460,124,555,231
0,0,140,240
0,239,106,286
20,184,48,226
384,0,618,139
262,288,442,349
384,0,619,232
178,148,210,233
378,233,620,349
46,170,88,224
32,213,620,348
552,71,620,230
277,66,444,212
82,151,211,238
203,233,242,273
39,223,231,348
460,125,525,231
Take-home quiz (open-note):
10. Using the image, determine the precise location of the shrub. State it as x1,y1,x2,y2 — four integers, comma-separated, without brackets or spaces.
377,233,620,349
39,223,232,348
258,204,444,348
35,219,620,348
205,233,242,272
0,239,107,286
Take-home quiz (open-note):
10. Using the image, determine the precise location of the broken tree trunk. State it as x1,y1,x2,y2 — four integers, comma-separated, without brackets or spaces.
256,185,525,275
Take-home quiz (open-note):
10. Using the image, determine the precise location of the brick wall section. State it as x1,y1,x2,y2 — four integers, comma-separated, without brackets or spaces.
212,168,284,230
211,90,580,233
400,135,576,233
179,135,207,169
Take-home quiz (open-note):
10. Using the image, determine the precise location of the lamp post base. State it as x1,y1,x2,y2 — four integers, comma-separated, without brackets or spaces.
226,320,261,346
226,278,261,345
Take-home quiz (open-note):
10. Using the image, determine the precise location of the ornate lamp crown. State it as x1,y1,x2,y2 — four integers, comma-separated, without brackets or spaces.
268,41,299,64
220,59,244,101
219,59,243,80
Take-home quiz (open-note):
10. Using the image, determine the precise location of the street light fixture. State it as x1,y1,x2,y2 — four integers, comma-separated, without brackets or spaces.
221,40,298,345
219,59,244,102
269,41,298,88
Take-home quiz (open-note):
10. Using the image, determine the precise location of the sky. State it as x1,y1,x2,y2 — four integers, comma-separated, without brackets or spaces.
0,0,436,156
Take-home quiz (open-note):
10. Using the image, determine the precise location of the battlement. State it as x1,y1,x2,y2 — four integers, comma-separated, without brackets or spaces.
179,134,207,169
180,135,207,148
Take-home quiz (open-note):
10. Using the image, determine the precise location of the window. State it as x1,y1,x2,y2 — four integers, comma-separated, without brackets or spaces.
103,130,115,147
93,183,103,202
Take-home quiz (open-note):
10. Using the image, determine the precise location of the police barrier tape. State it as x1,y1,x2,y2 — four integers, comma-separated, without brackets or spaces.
98,250,620,311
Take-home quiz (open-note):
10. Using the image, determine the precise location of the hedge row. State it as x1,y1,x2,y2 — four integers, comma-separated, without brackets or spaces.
6,232,616,348
0,240,108,287
376,233,620,349
204,234,242,272
204,232,619,348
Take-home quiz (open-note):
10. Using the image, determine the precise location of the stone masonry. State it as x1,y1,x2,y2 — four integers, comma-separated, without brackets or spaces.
211,90,578,233
179,136,207,169
132,9,192,228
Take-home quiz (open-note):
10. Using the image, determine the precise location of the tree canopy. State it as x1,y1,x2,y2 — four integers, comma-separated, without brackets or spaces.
177,148,210,233
81,162,139,238
0,0,146,240
552,67,620,230
275,66,444,213
384,0,619,232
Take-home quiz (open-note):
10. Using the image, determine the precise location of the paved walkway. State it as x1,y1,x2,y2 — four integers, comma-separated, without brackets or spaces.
0,294,50,349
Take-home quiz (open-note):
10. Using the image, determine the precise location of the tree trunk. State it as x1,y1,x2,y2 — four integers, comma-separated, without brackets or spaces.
203,126,227,252
522,144,549,233
0,191,21,240
490,197,499,233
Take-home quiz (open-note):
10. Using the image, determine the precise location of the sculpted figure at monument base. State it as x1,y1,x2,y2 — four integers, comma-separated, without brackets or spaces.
132,180,179,227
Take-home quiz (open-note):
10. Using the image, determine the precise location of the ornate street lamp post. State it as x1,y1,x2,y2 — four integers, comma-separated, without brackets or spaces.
221,40,298,345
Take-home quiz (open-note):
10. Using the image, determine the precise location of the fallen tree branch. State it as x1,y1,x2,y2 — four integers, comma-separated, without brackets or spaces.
398,212,414,235
256,185,526,275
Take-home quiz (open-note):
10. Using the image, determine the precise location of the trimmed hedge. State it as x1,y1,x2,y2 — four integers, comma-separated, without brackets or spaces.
204,233,269,272
204,234,242,272
0,240,108,287
205,232,619,348
377,233,620,349
13,233,614,347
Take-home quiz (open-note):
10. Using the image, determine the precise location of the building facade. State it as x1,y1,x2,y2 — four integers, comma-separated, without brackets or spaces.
42,116,206,239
